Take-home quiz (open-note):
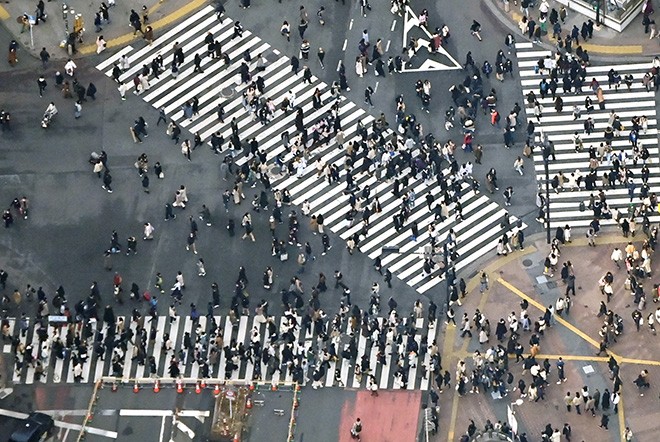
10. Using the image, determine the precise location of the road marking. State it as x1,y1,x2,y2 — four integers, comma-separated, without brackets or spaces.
176,420,195,439
159,415,166,442
0,5,9,20
349,18,354,30
342,39,347,51
119,409,210,417
0,408,118,438
498,277,604,350
391,20,396,32
386,39,391,52
447,274,494,441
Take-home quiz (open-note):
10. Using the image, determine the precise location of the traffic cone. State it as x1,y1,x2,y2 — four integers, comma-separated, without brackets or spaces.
133,382,139,393
246,397,252,409
177,379,183,394
154,380,160,393
233,433,240,442
248,383,255,391
195,383,201,394
271,383,278,391
293,399,299,409
112,382,118,392
200,380,206,389
214,384,220,396
87,412,93,423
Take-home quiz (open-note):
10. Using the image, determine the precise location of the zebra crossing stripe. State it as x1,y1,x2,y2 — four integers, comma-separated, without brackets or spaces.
515,43,660,228
96,8,525,295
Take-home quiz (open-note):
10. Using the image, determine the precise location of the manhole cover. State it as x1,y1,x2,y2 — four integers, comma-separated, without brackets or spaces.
546,281,558,289
220,87,234,98
522,259,533,267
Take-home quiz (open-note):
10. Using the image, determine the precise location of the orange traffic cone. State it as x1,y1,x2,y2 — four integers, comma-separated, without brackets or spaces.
112,382,118,392
177,380,184,393
214,384,220,395
154,380,160,393
195,383,201,394
246,397,253,409
271,384,278,391
133,382,139,393
200,380,207,389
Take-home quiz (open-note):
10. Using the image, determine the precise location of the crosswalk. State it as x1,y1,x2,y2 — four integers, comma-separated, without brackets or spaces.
96,6,524,294
515,42,660,229
3,314,439,390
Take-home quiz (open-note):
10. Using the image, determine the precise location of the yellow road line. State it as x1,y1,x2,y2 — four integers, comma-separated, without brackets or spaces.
446,248,536,440
618,394,626,442
498,277,607,350
79,0,207,55
447,273,501,440
583,43,643,54
0,5,10,20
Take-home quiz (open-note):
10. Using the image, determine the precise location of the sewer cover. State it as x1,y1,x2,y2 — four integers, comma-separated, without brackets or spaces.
522,259,533,267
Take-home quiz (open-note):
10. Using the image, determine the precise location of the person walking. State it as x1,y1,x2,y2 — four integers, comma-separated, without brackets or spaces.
37,75,47,97
186,232,198,254
181,139,191,161
102,170,113,193
350,418,362,440
141,174,150,193
364,86,374,107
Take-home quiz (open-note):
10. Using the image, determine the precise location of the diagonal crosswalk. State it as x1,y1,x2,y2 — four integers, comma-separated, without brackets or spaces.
515,42,660,229
3,314,439,390
96,6,524,293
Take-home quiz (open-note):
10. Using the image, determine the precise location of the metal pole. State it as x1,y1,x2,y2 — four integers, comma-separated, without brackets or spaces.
544,158,551,244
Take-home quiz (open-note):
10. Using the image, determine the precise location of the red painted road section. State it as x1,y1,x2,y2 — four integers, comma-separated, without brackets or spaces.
339,390,421,442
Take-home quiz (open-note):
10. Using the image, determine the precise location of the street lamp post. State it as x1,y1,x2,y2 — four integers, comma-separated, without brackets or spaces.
540,132,552,245
543,157,551,244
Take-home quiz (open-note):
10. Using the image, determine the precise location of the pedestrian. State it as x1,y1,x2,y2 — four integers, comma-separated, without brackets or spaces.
470,20,482,41
141,174,150,193
503,186,514,206
39,47,50,69
181,139,191,161
197,258,206,276
317,47,325,69
37,75,47,97
364,86,374,107
280,21,290,41
96,35,107,54
350,418,362,440
186,232,198,254
86,83,97,100
74,100,82,119
599,414,609,430
480,272,489,292
164,203,176,221
8,40,18,67
102,170,113,193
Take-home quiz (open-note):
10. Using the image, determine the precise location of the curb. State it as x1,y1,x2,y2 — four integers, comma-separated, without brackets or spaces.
482,0,655,61
78,0,209,56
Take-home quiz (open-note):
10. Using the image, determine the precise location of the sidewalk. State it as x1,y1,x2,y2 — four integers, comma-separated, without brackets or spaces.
0,0,208,63
485,0,660,58
437,230,660,441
